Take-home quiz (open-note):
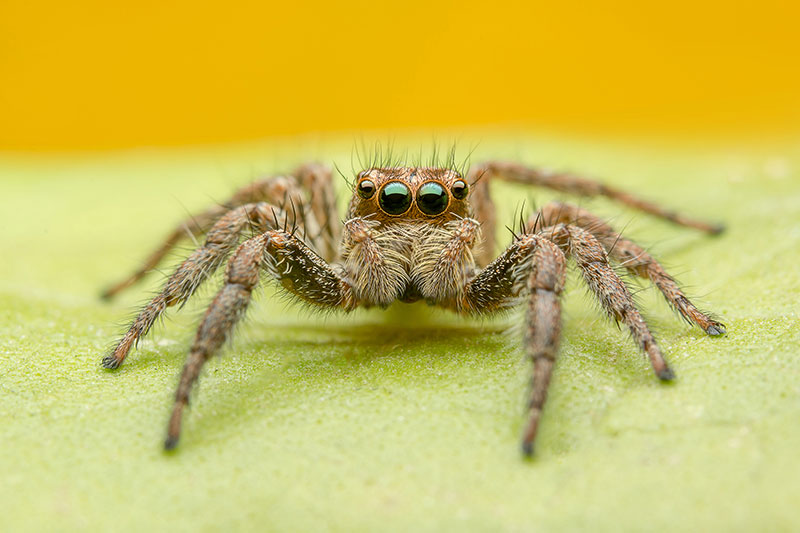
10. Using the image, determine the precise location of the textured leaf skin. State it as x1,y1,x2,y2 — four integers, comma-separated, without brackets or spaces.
1,134,799,531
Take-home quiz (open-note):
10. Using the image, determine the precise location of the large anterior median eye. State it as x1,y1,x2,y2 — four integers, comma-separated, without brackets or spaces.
417,181,449,216
379,181,412,215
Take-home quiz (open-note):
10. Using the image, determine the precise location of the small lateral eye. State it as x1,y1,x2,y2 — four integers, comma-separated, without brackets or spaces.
417,181,449,216
379,181,412,215
357,179,376,199
451,179,469,200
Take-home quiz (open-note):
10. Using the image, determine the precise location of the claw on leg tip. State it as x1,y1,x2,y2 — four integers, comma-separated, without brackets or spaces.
101,355,121,369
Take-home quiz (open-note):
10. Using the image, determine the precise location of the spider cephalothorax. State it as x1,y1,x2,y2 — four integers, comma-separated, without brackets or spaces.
100,159,725,455
341,167,479,308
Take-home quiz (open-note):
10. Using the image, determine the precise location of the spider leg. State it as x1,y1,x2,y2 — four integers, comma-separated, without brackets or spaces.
165,229,355,449
101,166,322,299
530,201,725,335
544,223,674,380
411,217,481,302
459,222,676,455
520,238,566,456
100,203,227,299
294,163,341,262
470,160,725,235
340,217,411,307
102,202,291,369
466,169,497,267
457,234,567,456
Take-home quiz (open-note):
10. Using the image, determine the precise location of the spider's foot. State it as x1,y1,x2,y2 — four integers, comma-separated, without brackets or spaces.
705,321,726,336
101,354,123,369
521,440,535,458
165,403,187,451
164,435,179,451
99,289,114,302
520,417,539,458
657,367,676,381
709,223,726,236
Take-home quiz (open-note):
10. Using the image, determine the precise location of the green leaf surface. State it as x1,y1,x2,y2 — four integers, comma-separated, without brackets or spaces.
1,134,799,531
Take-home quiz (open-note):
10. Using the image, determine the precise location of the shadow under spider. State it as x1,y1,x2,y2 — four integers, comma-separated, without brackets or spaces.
162,321,520,452
123,311,513,368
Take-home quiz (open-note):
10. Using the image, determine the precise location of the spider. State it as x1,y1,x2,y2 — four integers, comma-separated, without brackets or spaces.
100,158,726,456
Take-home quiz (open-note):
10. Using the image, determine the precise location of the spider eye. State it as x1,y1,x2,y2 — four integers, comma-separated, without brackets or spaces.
379,182,412,215
357,179,376,199
451,179,469,200
417,181,449,216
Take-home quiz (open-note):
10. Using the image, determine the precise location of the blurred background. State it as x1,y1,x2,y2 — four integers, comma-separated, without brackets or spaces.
1,0,798,151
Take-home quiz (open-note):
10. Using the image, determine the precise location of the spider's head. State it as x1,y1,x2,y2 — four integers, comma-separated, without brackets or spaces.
349,167,470,223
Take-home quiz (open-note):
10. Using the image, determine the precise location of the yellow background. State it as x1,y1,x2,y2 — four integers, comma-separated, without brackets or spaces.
1,1,798,149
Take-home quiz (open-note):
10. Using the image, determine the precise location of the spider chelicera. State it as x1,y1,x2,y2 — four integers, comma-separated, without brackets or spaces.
101,159,725,455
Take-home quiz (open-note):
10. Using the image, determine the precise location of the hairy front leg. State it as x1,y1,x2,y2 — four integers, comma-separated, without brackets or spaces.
102,202,289,369
475,160,724,235
166,229,355,449
520,239,567,456
457,234,567,456
531,202,725,335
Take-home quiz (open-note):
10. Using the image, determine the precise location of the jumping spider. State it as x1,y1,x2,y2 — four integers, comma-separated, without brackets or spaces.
101,159,725,455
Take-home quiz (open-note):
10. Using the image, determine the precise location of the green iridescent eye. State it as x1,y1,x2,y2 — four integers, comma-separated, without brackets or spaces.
417,181,449,216
379,181,412,215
